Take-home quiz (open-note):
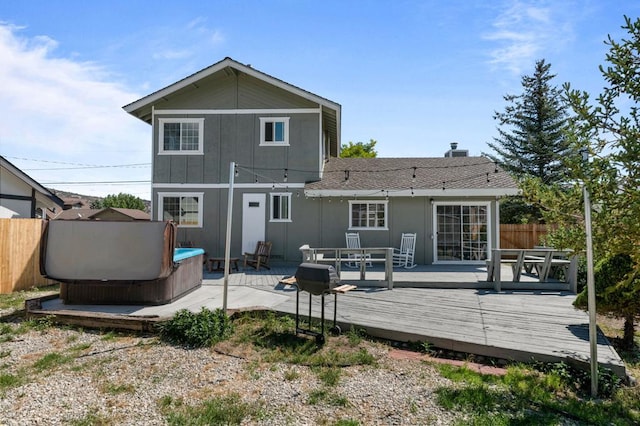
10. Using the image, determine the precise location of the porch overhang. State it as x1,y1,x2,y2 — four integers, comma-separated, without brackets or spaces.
304,188,520,198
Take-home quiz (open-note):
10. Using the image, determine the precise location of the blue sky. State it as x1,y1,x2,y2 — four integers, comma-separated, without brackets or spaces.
0,0,637,199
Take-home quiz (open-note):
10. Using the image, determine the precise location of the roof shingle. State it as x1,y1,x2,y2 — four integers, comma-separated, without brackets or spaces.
305,156,517,196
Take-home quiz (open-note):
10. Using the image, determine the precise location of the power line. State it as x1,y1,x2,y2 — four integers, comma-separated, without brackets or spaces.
42,180,150,185
3,155,151,170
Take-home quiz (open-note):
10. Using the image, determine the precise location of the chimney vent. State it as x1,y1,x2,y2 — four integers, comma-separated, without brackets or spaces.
445,142,469,157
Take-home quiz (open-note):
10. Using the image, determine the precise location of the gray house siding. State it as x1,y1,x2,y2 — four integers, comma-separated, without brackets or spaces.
153,112,322,185
128,58,516,266
150,72,317,111
163,189,501,264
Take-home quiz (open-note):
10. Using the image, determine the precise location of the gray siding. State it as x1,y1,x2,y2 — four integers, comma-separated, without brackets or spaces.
157,186,500,265
153,72,317,110
153,113,321,184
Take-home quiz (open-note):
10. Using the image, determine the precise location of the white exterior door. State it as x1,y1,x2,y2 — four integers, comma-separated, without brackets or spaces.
242,193,266,254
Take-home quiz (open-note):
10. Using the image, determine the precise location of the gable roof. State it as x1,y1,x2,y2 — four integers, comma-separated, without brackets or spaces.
0,156,64,208
123,56,341,157
54,207,150,221
305,156,518,197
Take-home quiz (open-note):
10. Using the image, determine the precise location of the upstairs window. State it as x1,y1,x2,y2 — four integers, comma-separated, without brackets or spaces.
270,193,291,222
158,192,203,227
349,200,388,230
158,118,204,154
260,117,290,146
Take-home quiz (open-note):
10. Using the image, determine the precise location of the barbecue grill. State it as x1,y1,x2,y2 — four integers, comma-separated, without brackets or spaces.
294,263,342,344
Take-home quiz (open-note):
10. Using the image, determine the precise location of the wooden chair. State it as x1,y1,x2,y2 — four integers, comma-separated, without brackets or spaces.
393,233,417,268
243,241,272,270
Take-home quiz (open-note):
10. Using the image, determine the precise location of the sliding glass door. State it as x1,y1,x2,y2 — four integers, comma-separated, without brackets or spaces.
435,203,489,263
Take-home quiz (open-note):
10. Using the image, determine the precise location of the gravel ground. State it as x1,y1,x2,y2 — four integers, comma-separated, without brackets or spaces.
0,321,461,425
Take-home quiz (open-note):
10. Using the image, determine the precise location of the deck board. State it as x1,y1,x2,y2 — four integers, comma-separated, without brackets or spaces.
28,262,626,377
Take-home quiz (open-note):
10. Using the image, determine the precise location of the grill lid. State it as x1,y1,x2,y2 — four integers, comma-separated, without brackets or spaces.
295,263,340,295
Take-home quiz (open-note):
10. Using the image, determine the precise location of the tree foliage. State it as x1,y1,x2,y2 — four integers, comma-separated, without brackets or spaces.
91,192,146,211
487,59,573,185
340,139,378,158
523,16,640,348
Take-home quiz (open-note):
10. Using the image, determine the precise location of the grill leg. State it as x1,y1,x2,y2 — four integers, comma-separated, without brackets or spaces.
321,293,325,336
330,292,341,335
295,290,299,332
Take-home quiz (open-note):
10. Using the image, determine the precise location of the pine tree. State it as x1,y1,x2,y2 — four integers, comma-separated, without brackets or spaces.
487,59,572,185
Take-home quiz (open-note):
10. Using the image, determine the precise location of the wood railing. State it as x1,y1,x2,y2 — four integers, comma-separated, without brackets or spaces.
300,247,394,289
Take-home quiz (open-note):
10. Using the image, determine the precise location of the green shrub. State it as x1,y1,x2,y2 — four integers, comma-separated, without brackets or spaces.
157,308,233,348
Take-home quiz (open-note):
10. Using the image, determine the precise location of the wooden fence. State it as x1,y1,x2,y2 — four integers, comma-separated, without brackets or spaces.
500,224,552,249
0,218,54,294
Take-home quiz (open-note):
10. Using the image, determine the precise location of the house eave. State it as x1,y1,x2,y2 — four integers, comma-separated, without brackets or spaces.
303,188,520,198
123,57,341,123
0,156,64,208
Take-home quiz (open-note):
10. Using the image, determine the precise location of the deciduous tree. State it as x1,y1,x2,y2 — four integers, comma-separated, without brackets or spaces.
340,139,378,158
91,193,146,211
523,16,640,348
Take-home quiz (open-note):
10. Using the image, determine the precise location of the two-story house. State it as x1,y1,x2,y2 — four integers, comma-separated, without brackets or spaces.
124,57,518,265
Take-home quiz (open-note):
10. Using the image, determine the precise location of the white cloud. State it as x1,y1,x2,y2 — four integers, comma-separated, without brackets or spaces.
149,17,225,62
484,1,575,75
0,24,151,198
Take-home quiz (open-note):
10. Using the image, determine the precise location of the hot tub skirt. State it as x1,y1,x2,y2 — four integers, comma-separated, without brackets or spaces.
60,254,203,305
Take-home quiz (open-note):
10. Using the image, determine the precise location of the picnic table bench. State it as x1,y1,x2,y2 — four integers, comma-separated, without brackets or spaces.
486,248,575,292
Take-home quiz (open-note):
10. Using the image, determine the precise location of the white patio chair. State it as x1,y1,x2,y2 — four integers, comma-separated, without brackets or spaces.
345,232,372,267
393,233,417,268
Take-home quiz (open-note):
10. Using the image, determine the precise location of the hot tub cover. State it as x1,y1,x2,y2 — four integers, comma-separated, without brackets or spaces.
40,220,177,282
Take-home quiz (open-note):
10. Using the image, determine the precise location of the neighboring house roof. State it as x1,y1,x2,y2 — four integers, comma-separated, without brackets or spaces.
305,156,519,197
0,155,64,209
62,197,89,209
54,207,150,221
122,56,341,153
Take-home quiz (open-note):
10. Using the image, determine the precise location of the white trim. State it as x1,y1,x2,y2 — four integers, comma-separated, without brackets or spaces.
154,108,320,115
348,200,389,231
158,118,204,155
495,198,501,249
319,106,323,177
305,188,519,198
269,192,292,222
157,192,204,228
432,201,492,265
151,106,156,219
259,117,290,146
152,183,304,189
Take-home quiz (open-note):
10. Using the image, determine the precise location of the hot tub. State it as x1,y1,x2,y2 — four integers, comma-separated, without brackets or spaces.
40,220,204,305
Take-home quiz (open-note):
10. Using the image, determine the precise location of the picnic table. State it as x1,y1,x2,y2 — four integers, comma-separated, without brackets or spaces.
486,248,575,292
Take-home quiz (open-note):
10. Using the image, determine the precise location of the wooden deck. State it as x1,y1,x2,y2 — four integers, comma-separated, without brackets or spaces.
26,262,626,378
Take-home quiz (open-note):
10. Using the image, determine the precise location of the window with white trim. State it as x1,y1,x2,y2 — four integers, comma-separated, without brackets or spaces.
158,118,204,154
259,117,290,145
158,192,203,227
349,200,388,230
270,192,291,222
